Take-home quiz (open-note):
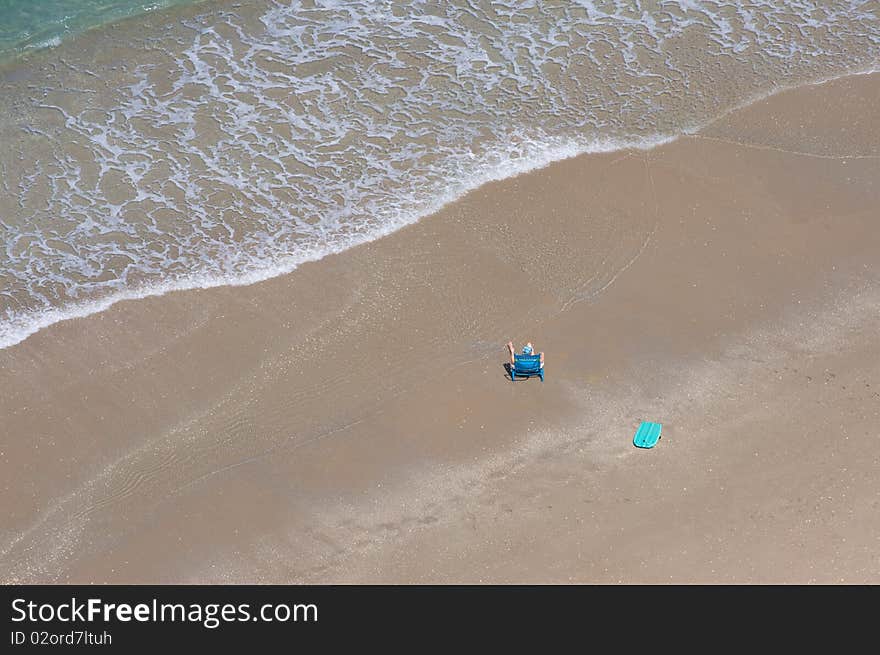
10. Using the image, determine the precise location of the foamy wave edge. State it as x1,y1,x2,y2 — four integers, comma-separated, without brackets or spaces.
3,64,878,351
0,133,674,350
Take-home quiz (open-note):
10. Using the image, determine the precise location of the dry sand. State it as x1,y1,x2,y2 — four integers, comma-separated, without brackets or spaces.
1,72,878,584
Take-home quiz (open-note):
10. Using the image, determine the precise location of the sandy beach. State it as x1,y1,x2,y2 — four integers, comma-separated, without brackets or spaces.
1,70,878,584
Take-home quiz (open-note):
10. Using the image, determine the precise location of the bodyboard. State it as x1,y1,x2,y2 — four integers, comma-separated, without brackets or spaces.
633,421,662,448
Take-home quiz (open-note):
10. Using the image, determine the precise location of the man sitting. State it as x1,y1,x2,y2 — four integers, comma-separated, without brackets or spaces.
506,340,544,368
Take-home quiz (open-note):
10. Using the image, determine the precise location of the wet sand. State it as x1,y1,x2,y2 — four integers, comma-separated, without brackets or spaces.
1,71,878,584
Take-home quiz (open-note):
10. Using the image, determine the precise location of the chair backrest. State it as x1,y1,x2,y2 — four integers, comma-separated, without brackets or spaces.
513,354,541,373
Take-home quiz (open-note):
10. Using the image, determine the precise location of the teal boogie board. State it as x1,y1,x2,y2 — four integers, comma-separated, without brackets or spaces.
633,421,662,448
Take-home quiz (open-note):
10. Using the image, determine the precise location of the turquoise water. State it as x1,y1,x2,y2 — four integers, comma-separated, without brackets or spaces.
0,0,201,61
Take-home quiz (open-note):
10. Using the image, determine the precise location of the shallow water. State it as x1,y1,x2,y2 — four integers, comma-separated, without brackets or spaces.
0,0,202,60
1,0,878,349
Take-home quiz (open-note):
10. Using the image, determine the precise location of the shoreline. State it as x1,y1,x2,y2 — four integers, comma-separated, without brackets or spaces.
1,1,877,352
2,66,879,352
1,71,879,583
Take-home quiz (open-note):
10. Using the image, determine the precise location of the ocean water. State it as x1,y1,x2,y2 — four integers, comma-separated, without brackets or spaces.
0,0,878,349
0,0,202,60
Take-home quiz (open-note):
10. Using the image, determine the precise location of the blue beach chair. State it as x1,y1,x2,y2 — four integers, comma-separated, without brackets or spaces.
510,354,544,382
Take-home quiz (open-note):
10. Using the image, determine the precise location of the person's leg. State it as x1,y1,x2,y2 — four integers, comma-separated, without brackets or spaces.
506,341,516,366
